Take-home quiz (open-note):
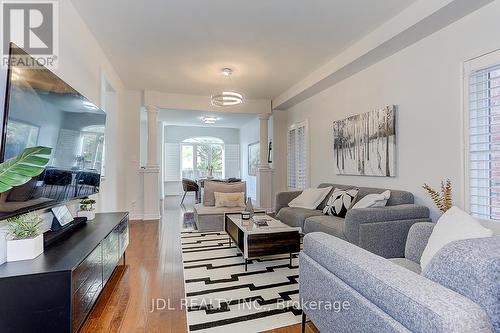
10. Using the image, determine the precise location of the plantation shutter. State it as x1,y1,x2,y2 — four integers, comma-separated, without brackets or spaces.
287,121,309,189
296,125,307,189
224,144,240,178
164,143,181,181
467,59,500,220
287,128,296,188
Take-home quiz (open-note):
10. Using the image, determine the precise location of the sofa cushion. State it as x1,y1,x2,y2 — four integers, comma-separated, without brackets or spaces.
304,215,346,240
288,186,332,209
423,236,500,332
317,183,414,206
352,190,391,209
203,181,246,206
214,192,245,208
323,188,359,218
316,184,337,210
276,207,323,229
420,206,493,270
389,258,421,274
193,203,244,215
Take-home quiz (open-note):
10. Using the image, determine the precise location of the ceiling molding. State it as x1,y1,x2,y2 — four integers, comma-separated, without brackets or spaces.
272,0,494,110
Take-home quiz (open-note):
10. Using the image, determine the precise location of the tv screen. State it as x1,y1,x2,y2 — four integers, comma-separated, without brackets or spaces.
0,44,106,220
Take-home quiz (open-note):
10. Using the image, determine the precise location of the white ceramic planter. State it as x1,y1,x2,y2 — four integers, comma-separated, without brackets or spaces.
0,231,7,265
77,210,95,220
7,234,44,262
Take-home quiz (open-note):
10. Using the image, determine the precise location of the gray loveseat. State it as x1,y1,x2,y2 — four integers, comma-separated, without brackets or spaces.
276,184,431,258
300,223,500,332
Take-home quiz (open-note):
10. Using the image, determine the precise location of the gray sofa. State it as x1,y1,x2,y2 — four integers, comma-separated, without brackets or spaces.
300,223,500,333
276,184,431,258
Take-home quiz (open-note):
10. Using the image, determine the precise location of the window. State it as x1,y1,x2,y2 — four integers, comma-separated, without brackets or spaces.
78,125,105,172
287,120,309,189
465,51,500,221
181,137,224,179
4,120,39,159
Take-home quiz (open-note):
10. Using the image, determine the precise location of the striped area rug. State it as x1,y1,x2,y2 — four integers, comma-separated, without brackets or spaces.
181,231,302,333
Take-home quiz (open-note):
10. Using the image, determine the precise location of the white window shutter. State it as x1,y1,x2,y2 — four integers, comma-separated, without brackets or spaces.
296,124,308,189
288,121,309,190
466,51,500,221
164,143,180,181
288,128,297,189
54,129,80,169
224,144,240,178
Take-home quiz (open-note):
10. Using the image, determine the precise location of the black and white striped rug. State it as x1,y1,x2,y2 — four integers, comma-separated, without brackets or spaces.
181,231,302,333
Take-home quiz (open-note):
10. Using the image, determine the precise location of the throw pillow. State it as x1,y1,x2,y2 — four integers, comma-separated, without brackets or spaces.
323,188,359,218
214,192,245,208
288,187,333,210
420,206,493,270
352,190,391,209
204,181,246,206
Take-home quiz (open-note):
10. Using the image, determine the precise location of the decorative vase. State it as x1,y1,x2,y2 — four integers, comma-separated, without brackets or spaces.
245,198,254,218
7,234,43,262
77,210,96,221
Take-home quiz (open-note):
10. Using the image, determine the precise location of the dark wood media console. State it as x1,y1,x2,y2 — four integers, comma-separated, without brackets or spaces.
0,212,129,333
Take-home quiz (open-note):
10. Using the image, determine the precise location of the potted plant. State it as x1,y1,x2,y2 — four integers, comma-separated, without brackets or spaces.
0,146,51,263
6,212,44,262
77,198,96,220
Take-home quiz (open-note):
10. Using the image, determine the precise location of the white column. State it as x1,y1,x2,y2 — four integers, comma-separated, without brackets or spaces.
259,113,269,168
146,105,159,166
141,105,161,220
256,113,273,212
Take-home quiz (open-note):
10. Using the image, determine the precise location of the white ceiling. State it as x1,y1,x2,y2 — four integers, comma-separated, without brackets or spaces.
157,108,257,128
72,0,415,100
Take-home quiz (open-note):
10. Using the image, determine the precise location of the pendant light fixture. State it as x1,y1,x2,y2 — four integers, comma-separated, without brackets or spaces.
211,68,243,107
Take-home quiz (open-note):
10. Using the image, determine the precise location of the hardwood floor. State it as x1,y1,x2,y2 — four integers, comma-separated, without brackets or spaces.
81,195,318,333
81,198,188,333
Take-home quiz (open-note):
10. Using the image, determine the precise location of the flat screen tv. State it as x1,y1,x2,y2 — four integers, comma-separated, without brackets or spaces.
0,44,106,220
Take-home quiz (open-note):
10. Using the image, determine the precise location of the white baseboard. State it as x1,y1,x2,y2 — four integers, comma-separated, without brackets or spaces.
129,213,144,221
142,213,161,221
129,213,162,221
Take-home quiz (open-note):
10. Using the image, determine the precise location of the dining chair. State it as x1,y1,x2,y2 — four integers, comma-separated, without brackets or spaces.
182,178,200,204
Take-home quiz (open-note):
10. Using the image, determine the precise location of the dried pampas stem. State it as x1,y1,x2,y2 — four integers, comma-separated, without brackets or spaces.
423,179,453,213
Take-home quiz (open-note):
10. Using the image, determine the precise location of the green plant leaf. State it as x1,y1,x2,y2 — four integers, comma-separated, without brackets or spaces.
0,146,52,194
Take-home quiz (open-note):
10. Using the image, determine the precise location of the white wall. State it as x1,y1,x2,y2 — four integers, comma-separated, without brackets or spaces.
122,92,143,218
283,0,500,227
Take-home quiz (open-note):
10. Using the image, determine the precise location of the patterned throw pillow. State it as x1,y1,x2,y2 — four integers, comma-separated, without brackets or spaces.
323,188,359,218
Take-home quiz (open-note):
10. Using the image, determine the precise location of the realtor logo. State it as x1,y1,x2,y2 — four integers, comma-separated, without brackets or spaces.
1,0,58,68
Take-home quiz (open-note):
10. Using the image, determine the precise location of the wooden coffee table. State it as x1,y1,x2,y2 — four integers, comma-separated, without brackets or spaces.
224,212,301,271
